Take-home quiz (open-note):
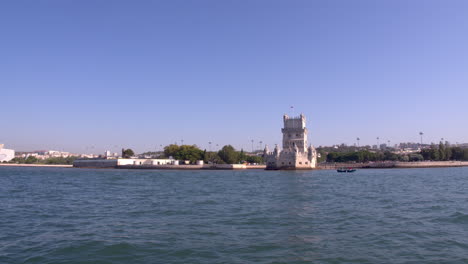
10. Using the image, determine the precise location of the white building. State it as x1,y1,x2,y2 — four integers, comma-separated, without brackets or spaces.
104,150,119,159
0,144,15,162
264,114,317,170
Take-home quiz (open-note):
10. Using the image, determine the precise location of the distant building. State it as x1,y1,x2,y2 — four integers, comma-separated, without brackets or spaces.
15,150,80,160
264,114,317,170
399,142,420,149
0,144,15,162
104,150,119,159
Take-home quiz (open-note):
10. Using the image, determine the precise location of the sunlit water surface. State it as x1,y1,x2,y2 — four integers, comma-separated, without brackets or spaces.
1,167,468,264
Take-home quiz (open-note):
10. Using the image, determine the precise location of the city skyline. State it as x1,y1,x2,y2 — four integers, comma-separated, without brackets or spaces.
2,1,468,153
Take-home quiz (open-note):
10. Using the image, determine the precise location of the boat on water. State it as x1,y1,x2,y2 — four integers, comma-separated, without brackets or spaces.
337,167,356,173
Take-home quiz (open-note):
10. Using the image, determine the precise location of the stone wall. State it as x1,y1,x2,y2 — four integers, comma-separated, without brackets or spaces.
394,161,468,168
73,159,118,168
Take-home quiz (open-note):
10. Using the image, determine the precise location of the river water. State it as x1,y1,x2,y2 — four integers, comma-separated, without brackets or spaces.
1,167,468,264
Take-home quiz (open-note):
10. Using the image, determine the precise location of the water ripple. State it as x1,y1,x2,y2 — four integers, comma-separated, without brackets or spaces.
1,167,468,264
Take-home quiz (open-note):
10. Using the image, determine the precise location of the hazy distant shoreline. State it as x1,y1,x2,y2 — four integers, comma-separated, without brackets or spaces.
0,164,73,168
318,161,468,170
2,161,468,170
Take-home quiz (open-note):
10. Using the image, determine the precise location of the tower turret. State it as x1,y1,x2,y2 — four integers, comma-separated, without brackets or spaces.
263,145,270,156
281,113,308,152
274,144,280,157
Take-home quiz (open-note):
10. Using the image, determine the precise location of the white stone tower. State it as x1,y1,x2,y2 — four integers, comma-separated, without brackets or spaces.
264,114,317,170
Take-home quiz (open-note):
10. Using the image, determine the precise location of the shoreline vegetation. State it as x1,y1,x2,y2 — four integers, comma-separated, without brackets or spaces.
3,141,468,170
0,163,73,168
319,142,468,163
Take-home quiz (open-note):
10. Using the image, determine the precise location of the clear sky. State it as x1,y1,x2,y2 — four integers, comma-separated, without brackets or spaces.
1,0,468,154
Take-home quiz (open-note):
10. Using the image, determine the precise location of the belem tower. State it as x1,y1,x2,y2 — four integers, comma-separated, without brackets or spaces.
264,114,317,170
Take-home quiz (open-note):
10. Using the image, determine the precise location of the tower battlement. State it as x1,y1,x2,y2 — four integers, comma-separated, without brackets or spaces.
283,114,306,129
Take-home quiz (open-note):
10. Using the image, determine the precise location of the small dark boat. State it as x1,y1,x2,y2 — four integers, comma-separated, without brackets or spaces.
337,167,356,173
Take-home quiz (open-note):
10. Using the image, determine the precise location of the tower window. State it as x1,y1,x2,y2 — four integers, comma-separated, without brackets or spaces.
296,134,299,136
299,162,302,164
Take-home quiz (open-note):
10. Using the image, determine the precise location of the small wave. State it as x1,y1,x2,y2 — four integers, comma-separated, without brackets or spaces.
447,239,468,249
194,199,218,205
432,212,468,224
96,242,137,255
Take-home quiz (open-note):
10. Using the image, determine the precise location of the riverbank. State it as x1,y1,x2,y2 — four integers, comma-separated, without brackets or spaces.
3,161,468,170
318,161,468,169
0,163,73,168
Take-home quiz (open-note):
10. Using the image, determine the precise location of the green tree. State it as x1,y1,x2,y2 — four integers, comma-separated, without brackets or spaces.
409,153,424,161
317,151,327,163
420,148,432,160
439,142,446,161
444,141,452,161
452,147,464,160
122,148,135,158
245,155,264,164
44,156,77,165
239,149,247,162
10,157,26,163
218,145,239,164
174,145,204,163
383,151,399,161
163,144,180,158
430,144,440,161
398,155,410,162
326,152,340,162
463,149,468,161
203,151,224,164
25,156,38,164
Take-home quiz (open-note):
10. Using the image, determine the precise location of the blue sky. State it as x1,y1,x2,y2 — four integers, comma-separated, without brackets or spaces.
1,0,468,153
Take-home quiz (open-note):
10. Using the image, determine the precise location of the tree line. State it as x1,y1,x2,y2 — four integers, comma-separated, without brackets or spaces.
9,156,77,165
325,150,424,163
161,144,264,164
323,142,468,163
420,142,468,161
